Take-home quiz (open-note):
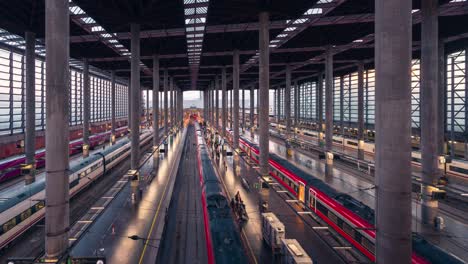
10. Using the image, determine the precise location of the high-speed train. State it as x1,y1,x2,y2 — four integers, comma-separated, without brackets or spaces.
272,123,468,179
238,136,464,264
0,126,129,184
0,130,153,250
194,122,247,264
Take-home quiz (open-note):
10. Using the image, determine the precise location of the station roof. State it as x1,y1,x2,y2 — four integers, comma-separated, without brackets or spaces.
0,0,467,90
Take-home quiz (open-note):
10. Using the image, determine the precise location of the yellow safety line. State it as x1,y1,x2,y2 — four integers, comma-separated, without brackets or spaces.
138,156,173,264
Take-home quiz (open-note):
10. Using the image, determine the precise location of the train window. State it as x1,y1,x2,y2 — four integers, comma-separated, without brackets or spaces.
3,218,17,233
20,208,32,221
411,157,421,163
316,202,327,215
361,236,375,254
35,201,45,211
342,221,355,237
309,196,316,208
449,165,468,175
328,211,338,224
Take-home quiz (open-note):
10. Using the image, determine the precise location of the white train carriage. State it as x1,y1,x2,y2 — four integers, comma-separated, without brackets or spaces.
0,132,152,250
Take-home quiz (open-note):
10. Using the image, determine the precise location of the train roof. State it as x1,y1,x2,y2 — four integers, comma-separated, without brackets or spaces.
0,138,131,214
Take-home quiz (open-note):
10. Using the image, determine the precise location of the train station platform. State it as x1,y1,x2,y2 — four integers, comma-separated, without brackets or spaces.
69,128,186,263
244,130,468,261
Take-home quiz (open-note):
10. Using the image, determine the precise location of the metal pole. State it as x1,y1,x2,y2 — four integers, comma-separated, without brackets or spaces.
375,0,412,262
45,0,70,258
250,85,254,129
83,59,90,157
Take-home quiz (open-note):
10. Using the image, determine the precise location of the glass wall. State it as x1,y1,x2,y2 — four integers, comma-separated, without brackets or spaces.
0,47,129,136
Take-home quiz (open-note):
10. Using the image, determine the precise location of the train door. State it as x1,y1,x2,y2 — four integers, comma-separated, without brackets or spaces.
298,182,306,203
309,189,317,213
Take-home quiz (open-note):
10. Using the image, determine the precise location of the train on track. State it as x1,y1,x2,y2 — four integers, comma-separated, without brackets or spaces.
271,123,468,179
0,131,153,251
238,135,464,264
194,122,247,264
0,126,129,184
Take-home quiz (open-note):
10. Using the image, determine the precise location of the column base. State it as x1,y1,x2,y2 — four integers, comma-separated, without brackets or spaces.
326,151,334,165
22,163,36,185
420,185,440,226
110,134,116,145
82,144,90,158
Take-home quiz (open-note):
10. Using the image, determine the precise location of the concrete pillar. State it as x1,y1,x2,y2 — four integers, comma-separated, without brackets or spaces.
233,50,240,149
325,49,334,165
357,62,365,160
375,0,412,262
259,11,270,177
146,89,150,124
285,65,292,138
170,77,174,129
153,55,160,148
164,69,168,136
111,71,116,144
340,76,345,137
242,87,245,131
317,73,324,144
24,31,36,185
276,88,281,124
438,41,446,155
221,67,227,136
250,85,254,129
215,75,219,130
294,81,299,126
45,0,70,258
128,79,131,126
420,0,440,224
130,23,141,172
83,59,90,157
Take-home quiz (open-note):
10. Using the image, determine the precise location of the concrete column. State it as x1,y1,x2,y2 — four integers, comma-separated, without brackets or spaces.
128,79,131,125
221,67,227,136
153,55,160,148
215,75,219,130
233,50,240,149
111,71,116,144
170,77,174,129
340,76,345,137
421,0,440,224
45,0,70,258
146,89,150,124
294,81,299,126
250,85,254,129
317,73,324,144
276,88,281,124
242,87,245,131
438,41,446,155
285,65,292,138
375,0,412,262
83,59,90,157
357,62,365,160
259,11,270,177
325,49,334,165
130,23,141,172
164,69,168,135
24,31,36,185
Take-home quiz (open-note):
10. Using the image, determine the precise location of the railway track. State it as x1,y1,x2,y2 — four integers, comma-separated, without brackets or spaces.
157,125,207,264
